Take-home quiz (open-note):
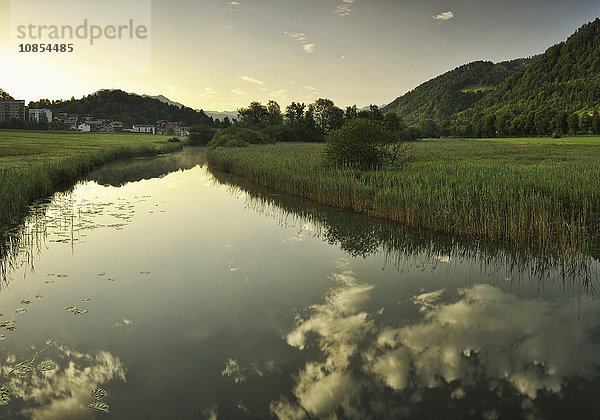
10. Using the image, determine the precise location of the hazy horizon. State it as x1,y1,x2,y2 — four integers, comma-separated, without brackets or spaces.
1,0,599,111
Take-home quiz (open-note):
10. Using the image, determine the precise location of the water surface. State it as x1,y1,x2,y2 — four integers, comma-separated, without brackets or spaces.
0,148,599,419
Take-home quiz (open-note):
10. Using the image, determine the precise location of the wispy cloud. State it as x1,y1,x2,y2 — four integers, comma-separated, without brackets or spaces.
433,11,454,22
303,44,316,54
333,0,356,18
269,89,288,100
229,1,240,12
285,32,316,54
231,88,247,96
238,76,265,85
198,87,219,98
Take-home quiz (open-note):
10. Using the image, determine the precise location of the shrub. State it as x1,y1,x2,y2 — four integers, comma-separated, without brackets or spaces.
188,124,217,146
208,126,274,148
323,118,410,170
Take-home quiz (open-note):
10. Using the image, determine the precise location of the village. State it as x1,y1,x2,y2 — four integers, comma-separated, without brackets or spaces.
0,99,191,136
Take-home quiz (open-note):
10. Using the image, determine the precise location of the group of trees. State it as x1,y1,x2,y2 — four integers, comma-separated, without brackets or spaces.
431,108,600,138
202,98,421,148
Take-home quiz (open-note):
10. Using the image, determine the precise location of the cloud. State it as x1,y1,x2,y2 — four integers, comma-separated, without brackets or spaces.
433,11,454,22
333,0,356,18
0,344,126,420
285,32,316,54
269,89,288,101
198,87,219,98
231,88,247,96
302,44,316,54
229,1,240,12
238,76,265,85
270,260,600,418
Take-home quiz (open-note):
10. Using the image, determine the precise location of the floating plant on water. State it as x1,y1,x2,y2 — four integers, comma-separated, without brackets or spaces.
14,361,34,376
0,320,18,331
56,274,68,278
0,385,11,406
0,334,6,340
91,388,108,400
35,295,44,299
15,308,26,314
45,280,55,284
140,271,151,275
81,298,91,302
98,272,106,276
37,360,57,371
88,402,110,413
21,300,30,305
64,305,88,315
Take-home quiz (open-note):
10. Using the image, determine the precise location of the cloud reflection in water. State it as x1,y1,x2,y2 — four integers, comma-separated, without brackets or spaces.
272,260,600,418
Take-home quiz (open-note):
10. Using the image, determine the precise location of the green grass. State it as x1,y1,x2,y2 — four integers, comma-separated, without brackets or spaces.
0,130,183,227
208,138,600,256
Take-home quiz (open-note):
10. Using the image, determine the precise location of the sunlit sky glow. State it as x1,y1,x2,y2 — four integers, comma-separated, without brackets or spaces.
1,0,599,111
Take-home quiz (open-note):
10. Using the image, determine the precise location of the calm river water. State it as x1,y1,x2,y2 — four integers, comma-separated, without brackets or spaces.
0,148,599,419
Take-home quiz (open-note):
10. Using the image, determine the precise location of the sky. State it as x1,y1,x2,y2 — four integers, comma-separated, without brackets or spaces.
0,0,599,111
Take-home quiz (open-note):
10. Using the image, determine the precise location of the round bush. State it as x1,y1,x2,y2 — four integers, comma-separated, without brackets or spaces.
324,118,393,169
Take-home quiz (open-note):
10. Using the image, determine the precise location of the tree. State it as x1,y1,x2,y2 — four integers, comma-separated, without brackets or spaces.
284,102,306,123
310,98,344,140
323,118,410,170
238,102,268,128
266,100,283,126
554,111,569,134
417,119,440,138
383,112,406,132
345,105,358,121
568,113,580,134
188,124,217,145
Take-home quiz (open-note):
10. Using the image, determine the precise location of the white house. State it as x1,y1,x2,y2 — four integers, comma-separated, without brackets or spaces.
133,124,156,134
78,123,91,132
29,108,53,123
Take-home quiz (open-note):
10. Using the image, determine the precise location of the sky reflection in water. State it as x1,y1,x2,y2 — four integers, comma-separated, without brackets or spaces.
0,149,598,419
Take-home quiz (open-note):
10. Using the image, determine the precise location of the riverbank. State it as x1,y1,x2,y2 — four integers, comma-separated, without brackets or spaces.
208,138,600,255
0,130,183,227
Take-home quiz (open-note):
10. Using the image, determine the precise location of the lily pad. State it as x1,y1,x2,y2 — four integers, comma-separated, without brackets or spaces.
91,387,108,399
21,300,31,305
37,360,57,371
0,385,11,406
15,361,34,376
98,272,106,276
88,402,110,413
107,278,116,282
0,320,18,331
35,295,44,299
45,280,55,284
15,308,27,314
57,274,68,278
65,306,87,315
140,271,151,275
81,298,91,302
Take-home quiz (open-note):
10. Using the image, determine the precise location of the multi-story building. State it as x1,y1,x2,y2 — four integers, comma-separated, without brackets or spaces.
29,108,53,123
0,100,26,122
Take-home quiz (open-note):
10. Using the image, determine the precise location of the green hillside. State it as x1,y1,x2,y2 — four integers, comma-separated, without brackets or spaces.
468,18,600,116
382,59,532,124
29,89,216,127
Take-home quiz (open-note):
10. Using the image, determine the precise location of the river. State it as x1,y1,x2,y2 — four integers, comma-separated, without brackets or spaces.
0,148,598,419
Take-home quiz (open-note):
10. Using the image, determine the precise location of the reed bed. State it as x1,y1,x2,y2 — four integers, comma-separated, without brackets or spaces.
0,131,182,227
208,139,600,256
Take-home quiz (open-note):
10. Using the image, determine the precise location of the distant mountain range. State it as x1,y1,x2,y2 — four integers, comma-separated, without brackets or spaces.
142,94,238,121
383,18,600,123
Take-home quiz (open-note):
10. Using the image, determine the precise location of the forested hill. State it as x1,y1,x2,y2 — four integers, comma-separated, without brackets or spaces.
467,18,600,116
29,90,216,127
382,58,533,124
0,89,14,100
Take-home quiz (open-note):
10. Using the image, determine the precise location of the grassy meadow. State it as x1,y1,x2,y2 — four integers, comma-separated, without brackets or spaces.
208,137,600,256
0,130,182,227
